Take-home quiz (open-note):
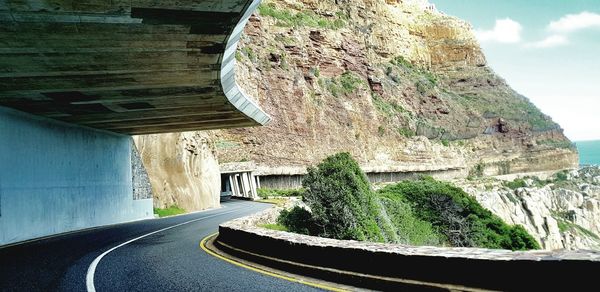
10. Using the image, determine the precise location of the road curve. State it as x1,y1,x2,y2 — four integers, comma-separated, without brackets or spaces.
0,200,320,292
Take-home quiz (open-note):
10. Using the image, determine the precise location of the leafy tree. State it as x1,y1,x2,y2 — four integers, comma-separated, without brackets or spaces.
301,152,393,242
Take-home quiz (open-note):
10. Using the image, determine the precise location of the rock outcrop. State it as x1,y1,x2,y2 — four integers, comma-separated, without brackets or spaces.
133,132,221,211
133,0,578,210
462,167,600,250
215,0,577,176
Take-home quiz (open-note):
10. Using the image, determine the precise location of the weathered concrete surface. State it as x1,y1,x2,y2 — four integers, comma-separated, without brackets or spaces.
218,206,600,291
0,107,153,246
133,132,221,211
0,0,273,245
0,0,269,134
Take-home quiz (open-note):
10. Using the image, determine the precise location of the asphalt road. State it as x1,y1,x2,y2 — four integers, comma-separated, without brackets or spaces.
0,200,320,292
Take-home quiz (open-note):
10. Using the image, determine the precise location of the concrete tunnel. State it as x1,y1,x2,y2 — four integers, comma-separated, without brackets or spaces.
0,0,270,246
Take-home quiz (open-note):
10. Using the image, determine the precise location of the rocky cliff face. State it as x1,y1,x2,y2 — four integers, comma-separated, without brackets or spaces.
133,0,577,211
215,0,577,175
133,132,220,211
462,167,600,250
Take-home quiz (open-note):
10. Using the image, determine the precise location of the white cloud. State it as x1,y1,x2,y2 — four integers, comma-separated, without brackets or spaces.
525,35,569,48
548,11,600,33
475,18,522,43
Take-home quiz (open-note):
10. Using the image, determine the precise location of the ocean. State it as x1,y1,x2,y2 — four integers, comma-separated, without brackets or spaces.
576,140,600,166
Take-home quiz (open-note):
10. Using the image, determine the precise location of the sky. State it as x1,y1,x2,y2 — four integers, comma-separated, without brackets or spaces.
432,0,600,141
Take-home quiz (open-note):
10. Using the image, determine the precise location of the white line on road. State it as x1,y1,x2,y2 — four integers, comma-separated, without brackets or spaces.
86,209,242,292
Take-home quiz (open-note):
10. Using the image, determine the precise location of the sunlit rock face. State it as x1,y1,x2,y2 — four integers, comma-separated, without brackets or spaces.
216,0,577,176
133,132,221,211
462,167,600,250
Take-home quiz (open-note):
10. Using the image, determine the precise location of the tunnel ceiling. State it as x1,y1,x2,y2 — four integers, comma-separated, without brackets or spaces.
0,0,270,134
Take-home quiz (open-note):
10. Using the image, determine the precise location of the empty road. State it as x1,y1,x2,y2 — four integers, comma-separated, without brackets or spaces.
0,200,319,292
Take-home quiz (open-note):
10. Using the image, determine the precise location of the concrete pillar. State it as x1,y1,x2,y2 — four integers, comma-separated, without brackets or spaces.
248,173,258,199
232,174,240,196
0,107,153,246
241,173,251,198
229,176,236,196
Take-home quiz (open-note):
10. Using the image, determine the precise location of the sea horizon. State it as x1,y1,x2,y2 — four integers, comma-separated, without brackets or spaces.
575,139,600,166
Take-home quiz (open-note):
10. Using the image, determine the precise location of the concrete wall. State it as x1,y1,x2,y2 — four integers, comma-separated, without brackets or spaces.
258,169,468,189
0,107,153,246
259,175,304,189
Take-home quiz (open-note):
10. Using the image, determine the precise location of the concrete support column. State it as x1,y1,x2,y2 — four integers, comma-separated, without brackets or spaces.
241,173,250,198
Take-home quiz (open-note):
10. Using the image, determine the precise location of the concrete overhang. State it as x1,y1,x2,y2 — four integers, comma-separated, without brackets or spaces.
0,0,270,134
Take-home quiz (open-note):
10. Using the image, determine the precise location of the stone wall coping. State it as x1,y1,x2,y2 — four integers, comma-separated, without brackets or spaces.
221,207,600,262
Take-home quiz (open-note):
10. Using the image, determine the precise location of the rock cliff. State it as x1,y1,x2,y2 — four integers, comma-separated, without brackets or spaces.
462,167,600,250
133,132,220,211
134,0,578,212
216,0,578,176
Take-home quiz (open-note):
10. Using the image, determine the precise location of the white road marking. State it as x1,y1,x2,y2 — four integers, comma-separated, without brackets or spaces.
85,209,242,292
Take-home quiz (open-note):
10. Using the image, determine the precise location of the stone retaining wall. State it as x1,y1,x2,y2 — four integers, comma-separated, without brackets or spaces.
218,207,600,291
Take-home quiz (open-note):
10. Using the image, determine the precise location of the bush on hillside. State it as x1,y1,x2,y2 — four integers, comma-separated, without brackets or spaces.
504,178,527,190
378,194,442,245
300,152,394,242
379,177,540,250
277,206,317,235
274,154,539,251
257,188,305,199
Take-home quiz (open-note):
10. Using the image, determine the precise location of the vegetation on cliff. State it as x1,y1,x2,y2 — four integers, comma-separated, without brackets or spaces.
380,178,540,250
298,152,394,241
217,0,577,176
277,153,539,250
153,205,186,218
257,188,305,199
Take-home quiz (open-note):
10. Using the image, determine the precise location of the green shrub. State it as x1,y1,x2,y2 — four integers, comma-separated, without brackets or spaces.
257,188,305,199
390,56,414,69
504,178,527,190
242,47,257,62
379,177,540,250
258,3,345,29
339,71,363,93
423,71,438,85
153,205,186,217
277,206,317,235
397,127,415,138
301,152,392,242
441,139,450,147
276,154,539,251
555,170,569,182
309,67,320,77
320,71,363,97
378,193,441,245
372,94,412,118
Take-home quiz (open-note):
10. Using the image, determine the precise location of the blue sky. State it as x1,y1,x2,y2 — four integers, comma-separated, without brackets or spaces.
432,0,600,141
